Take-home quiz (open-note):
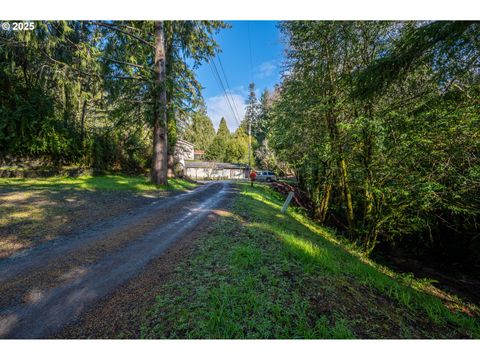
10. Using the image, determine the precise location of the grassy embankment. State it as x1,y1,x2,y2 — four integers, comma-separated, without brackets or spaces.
140,183,480,339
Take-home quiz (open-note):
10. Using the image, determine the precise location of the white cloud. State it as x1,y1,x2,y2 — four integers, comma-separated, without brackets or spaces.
232,85,249,97
255,60,277,80
205,92,246,132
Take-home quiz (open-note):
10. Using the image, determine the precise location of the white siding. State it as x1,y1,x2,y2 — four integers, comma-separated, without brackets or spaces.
186,167,245,180
174,140,194,162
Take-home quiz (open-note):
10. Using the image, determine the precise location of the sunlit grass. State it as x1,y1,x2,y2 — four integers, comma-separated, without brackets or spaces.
5,207,43,220
241,184,480,336
0,205,45,226
0,175,199,258
141,182,479,339
0,175,198,192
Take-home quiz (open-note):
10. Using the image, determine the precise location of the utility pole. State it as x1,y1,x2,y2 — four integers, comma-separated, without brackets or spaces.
248,113,251,169
247,83,254,171
247,20,254,173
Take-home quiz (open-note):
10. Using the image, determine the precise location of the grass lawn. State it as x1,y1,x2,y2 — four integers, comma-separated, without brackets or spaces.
140,183,480,339
0,175,197,193
0,175,198,258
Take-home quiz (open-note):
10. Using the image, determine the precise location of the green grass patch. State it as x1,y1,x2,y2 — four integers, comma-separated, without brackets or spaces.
140,183,480,339
0,175,199,258
0,175,197,193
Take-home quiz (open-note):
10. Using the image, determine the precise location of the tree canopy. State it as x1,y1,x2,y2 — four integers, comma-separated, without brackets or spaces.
266,21,479,264
0,20,226,179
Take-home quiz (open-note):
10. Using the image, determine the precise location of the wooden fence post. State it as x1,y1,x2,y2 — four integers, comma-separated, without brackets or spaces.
281,191,295,214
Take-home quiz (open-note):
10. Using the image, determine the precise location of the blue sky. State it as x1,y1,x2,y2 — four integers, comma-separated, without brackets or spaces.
194,21,284,131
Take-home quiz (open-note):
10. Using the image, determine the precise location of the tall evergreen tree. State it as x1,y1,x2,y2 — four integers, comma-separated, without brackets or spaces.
206,117,231,161
163,21,227,177
184,109,216,151
242,82,261,167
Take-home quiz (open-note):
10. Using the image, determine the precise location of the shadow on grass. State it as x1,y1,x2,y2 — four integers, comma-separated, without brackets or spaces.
0,175,197,193
0,189,86,257
0,176,198,258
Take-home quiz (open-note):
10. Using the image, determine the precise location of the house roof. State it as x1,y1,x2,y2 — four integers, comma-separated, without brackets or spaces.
185,161,246,169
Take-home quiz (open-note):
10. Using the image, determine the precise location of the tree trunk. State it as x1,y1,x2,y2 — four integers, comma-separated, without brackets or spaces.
339,158,355,230
80,99,87,144
326,110,355,232
151,21,168,186
167,153,175,178
361,105,374,220
316,168,333,223
165,25,176,178
318,183,332,222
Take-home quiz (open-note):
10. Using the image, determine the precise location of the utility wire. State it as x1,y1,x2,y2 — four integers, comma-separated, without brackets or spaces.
247,21,254,83
210,58,239,127
246,21,254,169
207,56,241,128
194,22,242,128
216,53,242,124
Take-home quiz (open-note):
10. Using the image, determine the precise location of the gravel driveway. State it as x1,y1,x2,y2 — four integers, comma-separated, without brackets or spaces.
0,181,235,338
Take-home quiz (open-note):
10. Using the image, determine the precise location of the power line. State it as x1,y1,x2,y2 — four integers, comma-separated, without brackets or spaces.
192,22,242,128
211,58,240,127
216,53,242,125
246,22,255,169
247,21,254,83
207,56,241,128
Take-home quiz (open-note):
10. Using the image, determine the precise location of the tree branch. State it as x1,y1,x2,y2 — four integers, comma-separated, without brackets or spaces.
102,56,153,72
87,21,155,48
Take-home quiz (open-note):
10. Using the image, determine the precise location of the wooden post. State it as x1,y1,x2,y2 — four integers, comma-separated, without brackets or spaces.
281,191,295,214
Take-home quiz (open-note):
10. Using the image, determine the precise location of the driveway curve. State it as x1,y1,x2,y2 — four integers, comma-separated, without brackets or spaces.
0,181,234,338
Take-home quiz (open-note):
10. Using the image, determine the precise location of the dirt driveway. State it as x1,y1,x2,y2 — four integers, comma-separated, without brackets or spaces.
0,181,236,338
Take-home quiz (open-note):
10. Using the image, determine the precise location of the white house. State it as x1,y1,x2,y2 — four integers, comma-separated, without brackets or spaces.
185,161,247,180
174,140,247,180
173,139,195,174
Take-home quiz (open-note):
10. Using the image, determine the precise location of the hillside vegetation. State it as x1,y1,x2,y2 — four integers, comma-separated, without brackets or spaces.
140,183,479,339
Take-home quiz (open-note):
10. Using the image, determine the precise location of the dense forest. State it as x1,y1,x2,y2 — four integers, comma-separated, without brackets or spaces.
0,20,264,175
265,21,480,266
1,21,479,265
0,21,227,182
